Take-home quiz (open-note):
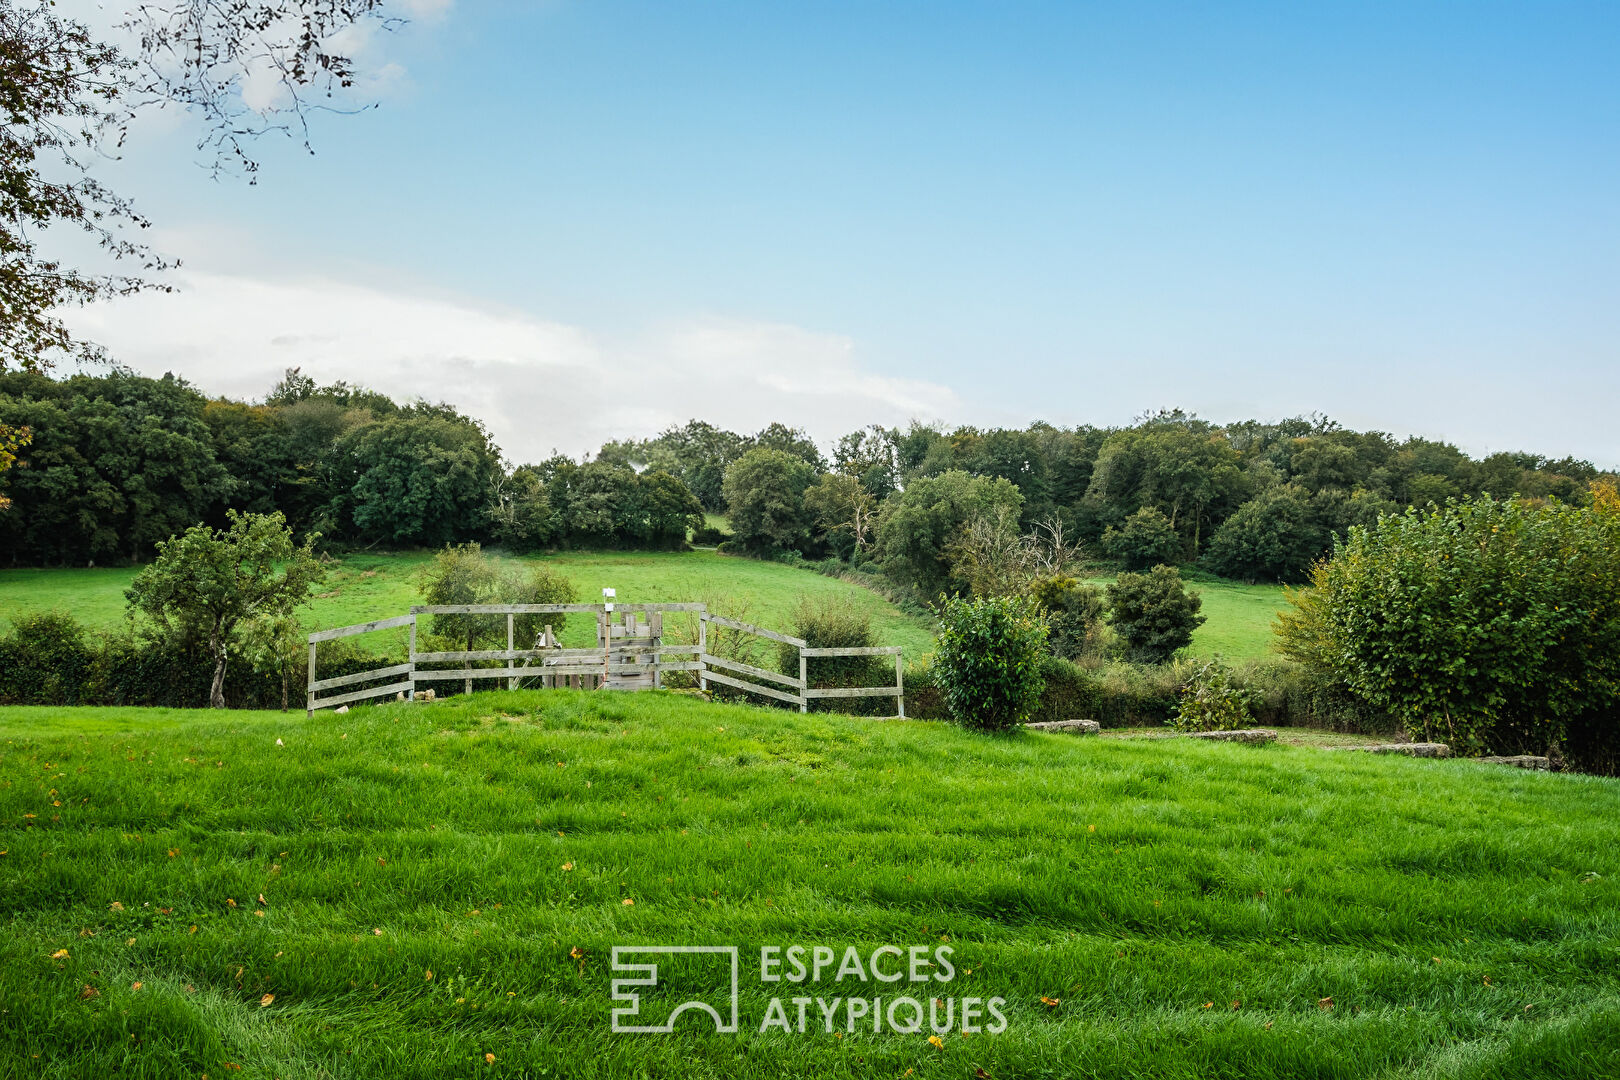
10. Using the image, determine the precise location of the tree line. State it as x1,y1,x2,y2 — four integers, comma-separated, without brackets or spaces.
0,370,1608,583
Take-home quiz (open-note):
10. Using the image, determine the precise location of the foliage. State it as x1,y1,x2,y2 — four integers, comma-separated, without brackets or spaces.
123,511,324,707
1102,506,1184,571
1033,654,1103,723
1030,575,1108,660
324,411,503,546
1107,565,1206,664
1276,496,1620,758
1201,485,1324,583
803,472,878,558
418,543,576,652
874,470,1023,596
776,595,889,714
723,447,817,554
0,421,28,509
1168,657,1254,732
934,594,1049,731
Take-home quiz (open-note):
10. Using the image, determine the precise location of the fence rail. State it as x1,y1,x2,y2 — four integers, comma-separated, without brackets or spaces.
308,603,904,718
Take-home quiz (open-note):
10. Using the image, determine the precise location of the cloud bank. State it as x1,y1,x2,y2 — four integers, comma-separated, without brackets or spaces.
64,273,958,462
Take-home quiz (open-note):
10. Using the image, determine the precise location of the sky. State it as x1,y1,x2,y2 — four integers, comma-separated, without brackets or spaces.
57,1,1620,467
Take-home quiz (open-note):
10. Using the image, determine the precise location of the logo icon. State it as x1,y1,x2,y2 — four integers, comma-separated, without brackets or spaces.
611,946,740,1033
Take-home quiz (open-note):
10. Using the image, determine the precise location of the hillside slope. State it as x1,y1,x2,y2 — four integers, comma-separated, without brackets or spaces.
2,692,1617,1078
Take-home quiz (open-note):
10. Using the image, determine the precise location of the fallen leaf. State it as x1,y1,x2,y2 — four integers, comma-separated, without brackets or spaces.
1264,1020,1273,1029
126,938,136,946
226,898,237,908
167,849,178,858
1318,997,1334,1010
484,1053,495,1065
561,862,574,872
257,894,267,906
1432,957,1442,964
1040,996,1060,1008
109,901,124,912
928,1035,943,1049
1232,1000,1240,1009
253,910,265,918
1484,976,1492,986
132,981,143,991
569,947,584,960
975,1070,989,1079
260,994,274,1007
80,985,99,999
188,925,198,934
373,929,383,936
1202,1002,1213,1009
50,949,70,959
425,969,434,980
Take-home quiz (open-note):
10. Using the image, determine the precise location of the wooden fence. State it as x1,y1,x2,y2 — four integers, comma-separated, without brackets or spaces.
305,602,905,718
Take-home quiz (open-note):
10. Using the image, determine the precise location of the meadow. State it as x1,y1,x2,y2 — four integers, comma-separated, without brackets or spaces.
0,551,1286,660
2,691,1617,1078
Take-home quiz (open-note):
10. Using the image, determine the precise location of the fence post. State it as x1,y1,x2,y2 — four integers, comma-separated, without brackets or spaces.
799,648,808,714
895,652,905,720
507,612,516,691
698,612,709,693
408,615,417,702
651,611,663,690
306,639,316,717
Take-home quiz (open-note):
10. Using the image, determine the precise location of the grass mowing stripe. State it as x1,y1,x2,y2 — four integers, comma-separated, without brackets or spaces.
1,692,1617,1078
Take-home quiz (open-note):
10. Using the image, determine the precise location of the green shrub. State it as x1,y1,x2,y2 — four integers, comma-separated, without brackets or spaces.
1030,575,1107,661
934,594,1049,731
1032,655,1102,723
1106,565,1205,663
1168,657,1253,732
778,596,889,715
1091,661,1187,727
0,611,94,704
1102,507,1183,571
1277,493,1620,759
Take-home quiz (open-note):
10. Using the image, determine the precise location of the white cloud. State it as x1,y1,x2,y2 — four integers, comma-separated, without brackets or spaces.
63,272,959,462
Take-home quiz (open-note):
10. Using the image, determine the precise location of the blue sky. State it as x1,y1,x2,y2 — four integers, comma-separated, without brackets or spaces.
69,1,1620,466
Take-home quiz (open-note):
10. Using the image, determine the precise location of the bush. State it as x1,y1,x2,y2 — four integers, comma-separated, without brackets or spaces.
1201,486,1323,584
1168,657,1253,732
1091,661,1187,727
934,594,1049,731
1029,575,1107,661
1032,655,1102,723
0,611,94,704
1277,493,1620,761
1106,565,1205,663
778,596,889,715
691,524,730,545
1102,507,1183,572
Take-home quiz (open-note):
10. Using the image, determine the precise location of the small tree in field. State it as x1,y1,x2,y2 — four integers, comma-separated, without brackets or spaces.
420,543,575,652
125,511,324,708
934,594,1049,731
1102,507,1183,572
1106,565,1204,664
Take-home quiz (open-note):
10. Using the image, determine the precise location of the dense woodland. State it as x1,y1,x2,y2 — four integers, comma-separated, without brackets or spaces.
0,368,1607,586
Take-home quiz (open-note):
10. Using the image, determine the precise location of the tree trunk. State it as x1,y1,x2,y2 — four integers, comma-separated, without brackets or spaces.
209,620,228,709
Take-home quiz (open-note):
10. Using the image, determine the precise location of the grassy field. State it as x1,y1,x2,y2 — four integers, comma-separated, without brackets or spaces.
2,693,1617,1078
0,550,936,657
0,553,1289,661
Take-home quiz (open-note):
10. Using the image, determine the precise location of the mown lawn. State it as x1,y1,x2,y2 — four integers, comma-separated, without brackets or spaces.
2,694,1617,1079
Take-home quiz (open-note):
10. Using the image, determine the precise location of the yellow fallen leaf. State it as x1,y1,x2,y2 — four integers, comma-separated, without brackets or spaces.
188,925,197,934
226,898,237,908
50,949,69,959
1040,996,1060,1007
561,862,574,872
484,1053,495,1065
260,994,274,1007
622,898,634,906
425,969,434,980
132,982,143,991
569,947,583,960
928,1035,943,1048
109,901,124,911
126,938,136,946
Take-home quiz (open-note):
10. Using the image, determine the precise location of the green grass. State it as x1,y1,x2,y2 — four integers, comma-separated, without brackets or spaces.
2,694,1618,1078
1081,574,1290,661
0,553,1290,662
0,549,935,657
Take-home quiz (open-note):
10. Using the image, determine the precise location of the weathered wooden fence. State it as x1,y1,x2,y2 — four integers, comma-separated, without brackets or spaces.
305,601,905,718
